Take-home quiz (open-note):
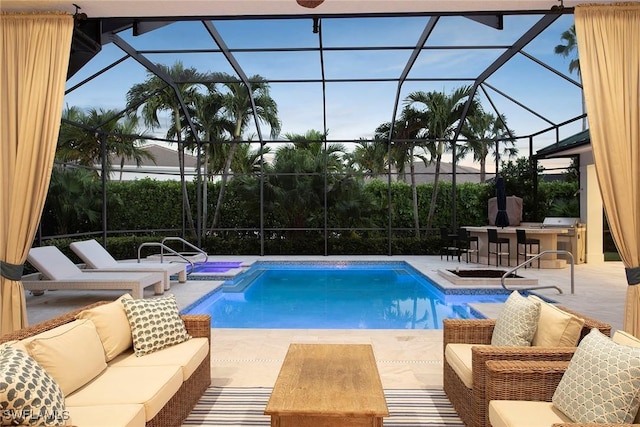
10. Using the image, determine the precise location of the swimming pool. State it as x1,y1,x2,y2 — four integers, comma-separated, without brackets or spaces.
182,261,515,329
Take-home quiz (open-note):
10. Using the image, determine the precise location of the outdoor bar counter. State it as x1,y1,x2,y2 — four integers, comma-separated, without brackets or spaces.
464,225,571,269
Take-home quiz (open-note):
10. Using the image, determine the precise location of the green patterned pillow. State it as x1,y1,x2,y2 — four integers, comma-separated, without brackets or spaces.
552,328,640,423
122,294,191,357
490,291,540,346
0,344,67,426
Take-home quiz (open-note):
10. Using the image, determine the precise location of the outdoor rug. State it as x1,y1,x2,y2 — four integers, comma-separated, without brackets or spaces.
182,386,464,426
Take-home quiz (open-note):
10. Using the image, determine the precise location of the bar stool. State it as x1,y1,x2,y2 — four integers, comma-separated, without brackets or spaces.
440,227,458,261
487,228,510,266
516,229,541,268
456,227,479,263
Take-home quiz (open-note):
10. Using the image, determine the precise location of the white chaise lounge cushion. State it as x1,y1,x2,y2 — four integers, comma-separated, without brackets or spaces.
28,246,82,279
69,239,120,268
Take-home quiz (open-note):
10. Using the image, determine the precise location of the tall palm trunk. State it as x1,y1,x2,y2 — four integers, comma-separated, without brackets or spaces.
173,108,196,235
209,138,239,233
479,157,487,183
426,141,444,229
409,146,420,238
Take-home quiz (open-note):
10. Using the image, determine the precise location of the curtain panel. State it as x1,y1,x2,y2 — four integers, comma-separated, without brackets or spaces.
0,12,73,334
575,3,640,334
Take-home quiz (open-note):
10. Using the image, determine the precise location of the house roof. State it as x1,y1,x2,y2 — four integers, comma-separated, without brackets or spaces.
410,162,483,184
113,144,198,168
535,129,591,159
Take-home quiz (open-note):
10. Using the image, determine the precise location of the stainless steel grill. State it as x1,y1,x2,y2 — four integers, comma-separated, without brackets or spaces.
541,217,580,229
541,217,585,263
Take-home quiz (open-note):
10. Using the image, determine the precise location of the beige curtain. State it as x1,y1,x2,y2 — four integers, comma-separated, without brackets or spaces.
575,3,640,334
0,12,73,334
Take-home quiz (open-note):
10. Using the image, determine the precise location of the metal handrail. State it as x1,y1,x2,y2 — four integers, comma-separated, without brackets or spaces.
137,242,195,271
160,237,209,264
500,250,575,295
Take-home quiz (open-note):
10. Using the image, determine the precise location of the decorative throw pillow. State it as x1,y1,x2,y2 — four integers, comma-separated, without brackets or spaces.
491,291,540,346
0,344,66,426
76,294,133,361
25,319,107,396
552,328,640,423
528,295,585,347
122,294,191,357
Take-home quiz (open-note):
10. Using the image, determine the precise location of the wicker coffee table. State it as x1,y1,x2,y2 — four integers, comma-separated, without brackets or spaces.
265,343,388,427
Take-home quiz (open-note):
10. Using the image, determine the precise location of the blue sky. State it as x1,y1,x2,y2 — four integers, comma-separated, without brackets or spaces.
64,13,581,170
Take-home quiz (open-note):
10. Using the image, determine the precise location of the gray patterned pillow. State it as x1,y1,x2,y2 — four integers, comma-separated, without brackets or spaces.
0,344,66,426
122,294,191,357
491,291,540,346
552,328,640,423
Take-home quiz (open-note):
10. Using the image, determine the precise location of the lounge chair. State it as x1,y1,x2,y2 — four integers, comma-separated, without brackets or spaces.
70,239,187,291
24,246,165,299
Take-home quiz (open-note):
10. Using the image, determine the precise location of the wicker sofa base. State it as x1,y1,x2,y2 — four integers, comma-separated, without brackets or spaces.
0,301,212,427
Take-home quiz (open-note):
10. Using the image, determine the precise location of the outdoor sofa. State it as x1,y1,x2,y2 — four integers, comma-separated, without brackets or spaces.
443,292,612,427
0,295,211,427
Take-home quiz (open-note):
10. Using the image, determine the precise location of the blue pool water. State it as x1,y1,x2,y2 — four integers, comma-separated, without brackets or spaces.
182,261,514,329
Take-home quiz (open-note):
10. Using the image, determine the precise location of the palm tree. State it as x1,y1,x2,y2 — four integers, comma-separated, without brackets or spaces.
375,106,430,237
461,109,517,183
346,139,388,179
57,106,154,177
126,61,203,235
404,86,477,229
554,24,586,130
208,74,281,233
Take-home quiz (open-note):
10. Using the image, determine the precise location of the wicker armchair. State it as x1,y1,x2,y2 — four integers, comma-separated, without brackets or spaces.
442,307,611,427
485,360,640,427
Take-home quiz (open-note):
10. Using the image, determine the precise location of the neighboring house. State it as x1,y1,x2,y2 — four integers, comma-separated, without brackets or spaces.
108,144,198,181
408,162,483,184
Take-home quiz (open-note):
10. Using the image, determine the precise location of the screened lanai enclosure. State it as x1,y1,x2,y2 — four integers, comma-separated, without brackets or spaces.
26,1,589,255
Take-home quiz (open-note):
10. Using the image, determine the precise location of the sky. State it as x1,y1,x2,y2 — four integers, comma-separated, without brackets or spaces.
63,12,582,173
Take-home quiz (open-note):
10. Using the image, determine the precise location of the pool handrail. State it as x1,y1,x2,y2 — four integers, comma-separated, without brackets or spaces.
500,250,574,295
137,242,195,272
161,237,209,264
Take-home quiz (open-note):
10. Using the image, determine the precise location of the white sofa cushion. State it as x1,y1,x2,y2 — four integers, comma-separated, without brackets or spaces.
489,400,572,427
66,404,145,427
0,344,66,426
76,294,133,361
64,365,183,422
122,294,190,357
25,319,107,396
528,295,585,347
109,337,208,380
552,328,640,423
444,343,489,388
491,291,540,346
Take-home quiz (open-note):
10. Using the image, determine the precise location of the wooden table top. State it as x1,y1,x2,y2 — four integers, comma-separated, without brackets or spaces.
264,343,389,418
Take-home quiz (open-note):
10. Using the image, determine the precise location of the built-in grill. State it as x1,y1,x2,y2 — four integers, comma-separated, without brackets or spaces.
541,217,580,230
540,217,585,263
